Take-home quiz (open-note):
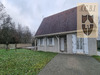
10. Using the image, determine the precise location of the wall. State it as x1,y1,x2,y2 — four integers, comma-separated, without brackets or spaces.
88,38,97,55
0,44,32,49
37,33,97,55
37,34,73,53
8,44,16,49
66,33,97,55
38,37,59,52
67,34,73,53
0,44,6,49
17,44,32,48
46,37,59,52
69,33,97,55
0,44,15,49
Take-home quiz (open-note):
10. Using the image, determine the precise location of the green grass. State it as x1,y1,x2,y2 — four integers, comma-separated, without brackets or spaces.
92,55,100,62
0,49,57,75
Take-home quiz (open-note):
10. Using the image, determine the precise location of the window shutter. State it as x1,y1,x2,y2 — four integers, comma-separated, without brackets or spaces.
38,39,40,46
43,38,45,46
47,38,49,45
52,38,54,46
84,38,88,54
72,34,76,53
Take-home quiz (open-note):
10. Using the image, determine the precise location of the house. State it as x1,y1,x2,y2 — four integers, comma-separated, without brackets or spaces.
35,7,97,55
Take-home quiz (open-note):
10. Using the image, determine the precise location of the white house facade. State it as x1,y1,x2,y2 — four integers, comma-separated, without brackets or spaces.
35,7,97,55
36,33,97,55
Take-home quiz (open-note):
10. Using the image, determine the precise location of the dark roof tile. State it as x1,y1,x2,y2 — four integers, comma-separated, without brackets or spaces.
35,7,77,36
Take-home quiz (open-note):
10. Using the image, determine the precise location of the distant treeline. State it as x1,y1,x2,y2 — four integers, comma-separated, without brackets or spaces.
0,2,32,44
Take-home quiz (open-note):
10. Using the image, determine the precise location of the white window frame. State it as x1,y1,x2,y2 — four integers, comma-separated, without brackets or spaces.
38,38,44,46
47,37,54,46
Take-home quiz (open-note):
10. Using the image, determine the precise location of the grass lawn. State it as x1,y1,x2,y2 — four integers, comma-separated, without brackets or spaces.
92,55,100,62
0,49,57,75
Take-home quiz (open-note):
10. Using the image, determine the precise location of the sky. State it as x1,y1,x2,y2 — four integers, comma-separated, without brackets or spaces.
0,0,100,34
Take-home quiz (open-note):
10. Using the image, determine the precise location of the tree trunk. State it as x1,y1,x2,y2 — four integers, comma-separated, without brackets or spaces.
6,44,8,51
15,43,17,51
6,42,9,51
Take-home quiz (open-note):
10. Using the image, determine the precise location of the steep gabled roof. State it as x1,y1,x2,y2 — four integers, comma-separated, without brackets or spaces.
35,7,77,36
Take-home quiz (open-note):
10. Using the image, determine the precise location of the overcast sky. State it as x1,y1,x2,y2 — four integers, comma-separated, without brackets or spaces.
0,0,100,33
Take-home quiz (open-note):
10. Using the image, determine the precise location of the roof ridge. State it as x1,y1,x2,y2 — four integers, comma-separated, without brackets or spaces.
44,6,77,19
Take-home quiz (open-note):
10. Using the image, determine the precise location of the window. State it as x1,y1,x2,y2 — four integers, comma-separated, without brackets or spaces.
77,38,84,49
49,38,52,45
37,39,40,46
37,38,44,46
47,37,54,46
40,39,43,45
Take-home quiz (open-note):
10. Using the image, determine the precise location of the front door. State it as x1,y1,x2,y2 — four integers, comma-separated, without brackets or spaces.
60,37,64,51
72,34,88,54
76,38,84,54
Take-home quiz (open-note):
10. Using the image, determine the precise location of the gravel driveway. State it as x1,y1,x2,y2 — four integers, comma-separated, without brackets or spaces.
38,54,100,75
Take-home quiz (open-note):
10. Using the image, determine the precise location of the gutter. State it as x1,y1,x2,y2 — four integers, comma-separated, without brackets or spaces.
35,30,77,38
56,36,60,52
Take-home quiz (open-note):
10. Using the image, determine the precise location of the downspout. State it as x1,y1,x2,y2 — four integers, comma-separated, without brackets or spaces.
56,36,60,52
45,37,47,51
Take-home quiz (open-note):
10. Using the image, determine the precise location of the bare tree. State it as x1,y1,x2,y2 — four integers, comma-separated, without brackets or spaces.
1,16,12,50
0,2,7,22
17,24,23,43
0,2,8,44
23,26,32,43
16,24,32,44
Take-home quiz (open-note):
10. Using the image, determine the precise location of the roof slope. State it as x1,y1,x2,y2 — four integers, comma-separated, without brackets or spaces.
35,7,77,36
